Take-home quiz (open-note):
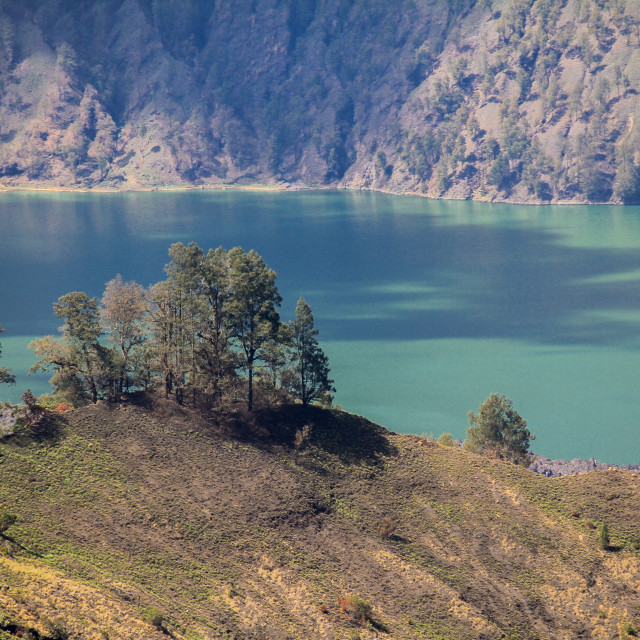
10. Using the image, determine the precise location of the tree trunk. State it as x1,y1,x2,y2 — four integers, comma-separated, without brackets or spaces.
165,369,172,399
90,378,98,404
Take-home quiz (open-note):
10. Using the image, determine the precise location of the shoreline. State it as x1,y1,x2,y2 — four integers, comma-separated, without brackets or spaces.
0,180,616,206
529,453,640,478
0,182,300,195
444,439,640,476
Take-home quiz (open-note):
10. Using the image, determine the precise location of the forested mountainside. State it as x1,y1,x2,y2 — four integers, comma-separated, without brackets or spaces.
1,0,640,203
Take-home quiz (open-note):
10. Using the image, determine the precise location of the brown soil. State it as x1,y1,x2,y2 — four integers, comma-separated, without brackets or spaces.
0,392,639,639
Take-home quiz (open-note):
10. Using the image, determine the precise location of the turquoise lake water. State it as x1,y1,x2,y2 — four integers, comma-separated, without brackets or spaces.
1,190,639,463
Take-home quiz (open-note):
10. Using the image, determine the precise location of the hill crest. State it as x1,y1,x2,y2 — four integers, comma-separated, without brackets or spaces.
0,393,639,639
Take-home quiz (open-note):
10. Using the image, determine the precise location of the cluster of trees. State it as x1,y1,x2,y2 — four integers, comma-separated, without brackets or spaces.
29,243,335,411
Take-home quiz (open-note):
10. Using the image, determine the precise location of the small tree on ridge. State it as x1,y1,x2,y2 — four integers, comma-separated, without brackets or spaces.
465,393,534,464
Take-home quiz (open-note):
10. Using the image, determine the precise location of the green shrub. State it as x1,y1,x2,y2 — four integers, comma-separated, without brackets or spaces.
339,595,372,626
43,618,70,640
0,513,16,535
599,522,610,550
461,439,482,454
36,393,73,413
142,607,164,628
437,432,455,447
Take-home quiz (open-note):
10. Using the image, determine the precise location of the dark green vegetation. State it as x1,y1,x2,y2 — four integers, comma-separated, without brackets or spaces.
0,396,639,639
599,521,611,550
464,393,534,464
1,0,640,203
0,512,16,535
28,243,334,412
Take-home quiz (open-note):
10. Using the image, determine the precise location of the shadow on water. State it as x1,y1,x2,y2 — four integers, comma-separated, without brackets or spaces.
317,221,640,348
2,191,640,350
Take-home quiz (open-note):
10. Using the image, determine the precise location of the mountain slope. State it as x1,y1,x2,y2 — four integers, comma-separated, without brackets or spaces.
1,0,640,203
384,0,640,203
0,393,639,639
0,0,459,191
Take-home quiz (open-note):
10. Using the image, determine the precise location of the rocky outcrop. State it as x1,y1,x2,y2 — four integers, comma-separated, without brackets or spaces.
530,454,640,477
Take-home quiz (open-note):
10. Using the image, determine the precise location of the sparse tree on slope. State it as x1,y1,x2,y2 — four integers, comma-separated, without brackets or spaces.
465,393,534,464
291,297,335,406
488,153,510,188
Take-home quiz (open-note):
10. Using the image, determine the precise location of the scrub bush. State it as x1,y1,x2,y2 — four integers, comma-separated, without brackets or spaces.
142,607,164,628
438,432,455,447
338,595,372,626
379,515,397,539
599,522,610,550
0,512,16,535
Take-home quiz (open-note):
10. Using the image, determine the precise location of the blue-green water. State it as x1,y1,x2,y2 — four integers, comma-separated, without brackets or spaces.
1,190,639,463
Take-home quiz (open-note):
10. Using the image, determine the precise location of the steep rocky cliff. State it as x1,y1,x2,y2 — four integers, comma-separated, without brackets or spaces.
0,0,639,203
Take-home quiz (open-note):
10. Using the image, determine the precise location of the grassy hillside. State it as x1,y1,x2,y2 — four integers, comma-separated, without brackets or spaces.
0,393,639,639
1,0,640,203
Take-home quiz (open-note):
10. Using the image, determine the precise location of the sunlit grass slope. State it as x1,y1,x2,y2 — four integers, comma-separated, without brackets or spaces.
0,393,639,639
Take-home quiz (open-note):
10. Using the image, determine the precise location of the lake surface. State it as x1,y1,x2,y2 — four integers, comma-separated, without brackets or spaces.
1,190,639,463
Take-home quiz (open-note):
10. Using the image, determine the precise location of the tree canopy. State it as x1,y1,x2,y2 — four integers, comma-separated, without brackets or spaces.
226,247,282,411
101,274,147,393
464,393,534,464
31,292,113,404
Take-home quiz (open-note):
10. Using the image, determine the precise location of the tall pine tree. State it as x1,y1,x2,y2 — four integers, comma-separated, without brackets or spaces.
292,297,334,406
227,248,281,411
